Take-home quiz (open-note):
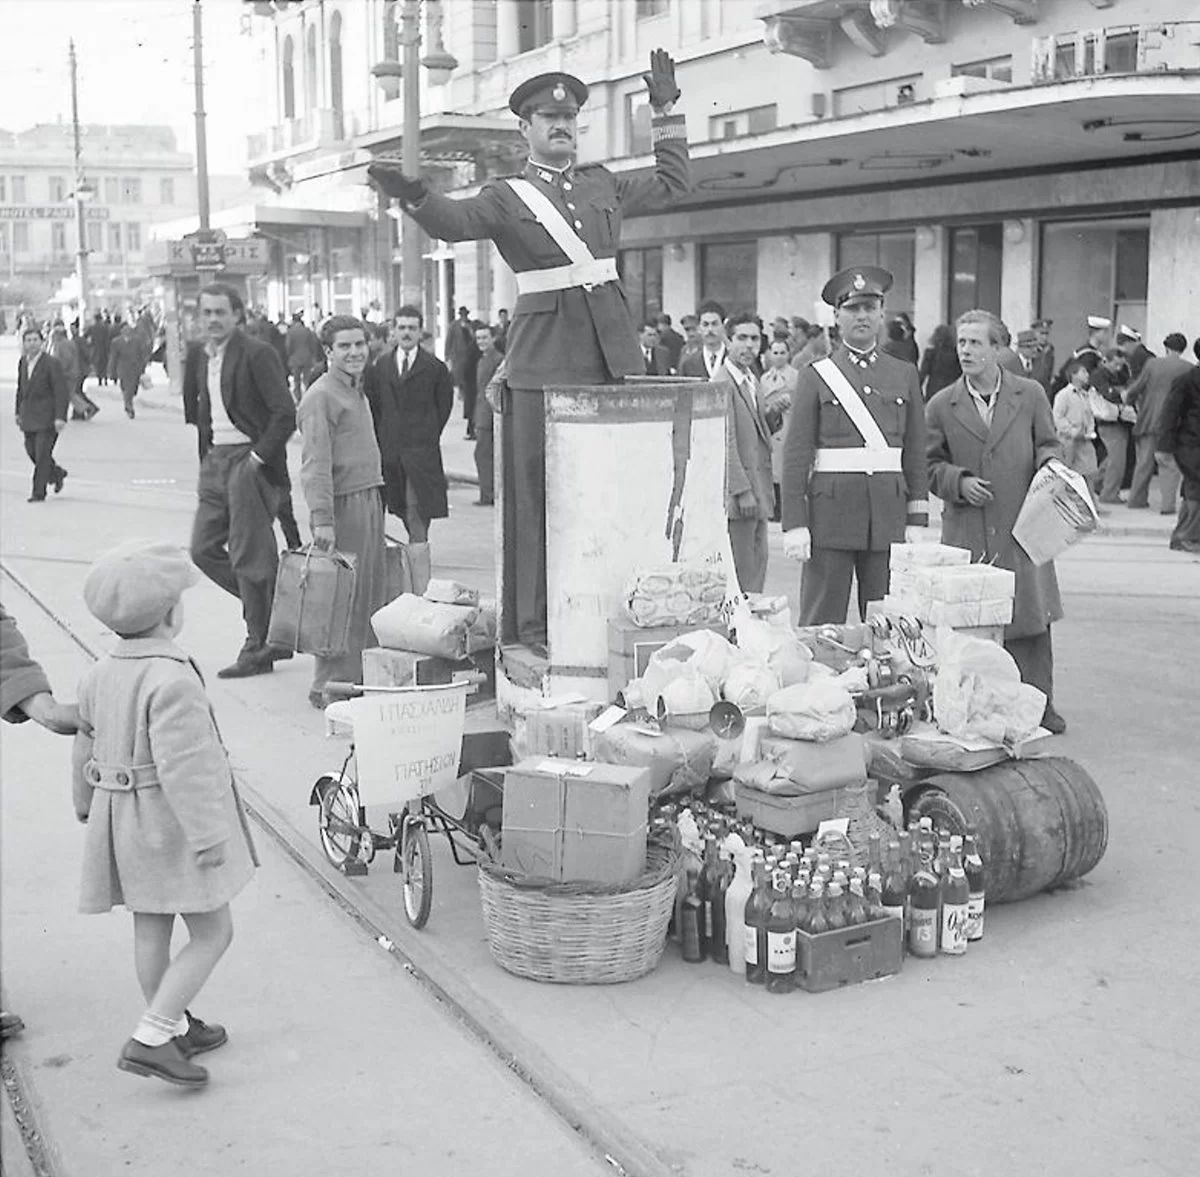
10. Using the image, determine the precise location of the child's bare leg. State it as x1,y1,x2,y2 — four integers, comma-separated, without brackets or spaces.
145,906,234,1024
132,912,175,1003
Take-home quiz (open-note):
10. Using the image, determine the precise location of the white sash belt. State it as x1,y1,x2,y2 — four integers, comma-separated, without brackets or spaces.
813,447,903,473
812,357,892,449
515,257,619,294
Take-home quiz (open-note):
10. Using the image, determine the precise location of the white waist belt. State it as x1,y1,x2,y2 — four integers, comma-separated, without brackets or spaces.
814,447,903,473
515,257,619,295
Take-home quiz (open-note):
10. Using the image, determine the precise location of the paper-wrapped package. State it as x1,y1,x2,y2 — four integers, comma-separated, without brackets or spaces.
593,723,717,799
913,564,1016,604
766,680,857,743
889,542,972,572
371,594,477,659
622,564,727,628
924,598,1014,627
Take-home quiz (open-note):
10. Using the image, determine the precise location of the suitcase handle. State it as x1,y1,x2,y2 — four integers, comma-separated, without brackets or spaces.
322,681,363,702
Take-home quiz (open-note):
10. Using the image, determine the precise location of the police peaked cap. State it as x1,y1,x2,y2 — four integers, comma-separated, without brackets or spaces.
821,265,893,308
509,72,589,118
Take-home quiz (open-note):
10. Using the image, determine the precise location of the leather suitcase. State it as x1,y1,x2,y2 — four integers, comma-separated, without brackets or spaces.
268,547,357,657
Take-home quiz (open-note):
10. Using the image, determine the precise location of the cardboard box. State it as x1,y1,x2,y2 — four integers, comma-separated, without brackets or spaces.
735,782,845,838
606,616,727,698
758,733,868,793
521,701,606,760
501,758,650,884
362,646,496,697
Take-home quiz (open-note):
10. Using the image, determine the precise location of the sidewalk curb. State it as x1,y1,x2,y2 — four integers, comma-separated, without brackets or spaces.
1,1049,64,1177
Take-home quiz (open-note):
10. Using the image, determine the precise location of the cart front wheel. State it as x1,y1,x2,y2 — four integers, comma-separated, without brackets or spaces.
316,775,362,870
401,817,433,929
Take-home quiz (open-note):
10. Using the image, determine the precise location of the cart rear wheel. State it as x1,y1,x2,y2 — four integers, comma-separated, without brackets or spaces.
316,775,362,870
401,819,433,929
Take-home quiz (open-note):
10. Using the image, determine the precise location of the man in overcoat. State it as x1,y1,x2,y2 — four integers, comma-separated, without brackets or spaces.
782,266,929,625
108,321,149,419
1125,333,1191,513
183,284,296,678
367,51,689,652
1156,339,1200,553
85,311,111,385
926,309,1066,733
15,325,70,502
365,305,454,595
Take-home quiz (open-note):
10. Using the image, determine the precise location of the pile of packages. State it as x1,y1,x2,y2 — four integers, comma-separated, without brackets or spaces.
362,579,497,688
881,542,1015,630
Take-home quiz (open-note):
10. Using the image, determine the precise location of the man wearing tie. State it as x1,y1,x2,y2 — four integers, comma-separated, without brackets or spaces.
716,312,774,593
679,300,727,379
1015,329,1049,397
639,322,672,376
365,305,455,595
15,325,70,502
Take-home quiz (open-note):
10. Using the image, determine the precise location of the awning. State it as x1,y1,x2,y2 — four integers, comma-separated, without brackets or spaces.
148,203,368,242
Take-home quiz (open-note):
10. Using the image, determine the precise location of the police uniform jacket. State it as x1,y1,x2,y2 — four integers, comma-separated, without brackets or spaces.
781,345,928,551
925,371,1064,640
405,115,690,390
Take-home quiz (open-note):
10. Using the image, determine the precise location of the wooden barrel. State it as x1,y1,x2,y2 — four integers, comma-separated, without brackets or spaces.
907,757,1108,904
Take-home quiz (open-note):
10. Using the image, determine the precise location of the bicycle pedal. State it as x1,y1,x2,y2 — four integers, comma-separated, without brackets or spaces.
342,859,369,877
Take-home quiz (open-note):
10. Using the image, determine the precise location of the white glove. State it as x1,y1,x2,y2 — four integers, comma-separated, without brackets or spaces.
904,526,930,544
783,527,811,562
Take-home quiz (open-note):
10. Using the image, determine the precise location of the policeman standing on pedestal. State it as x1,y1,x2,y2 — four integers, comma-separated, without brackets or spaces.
781,267,929,625
367,51,690,655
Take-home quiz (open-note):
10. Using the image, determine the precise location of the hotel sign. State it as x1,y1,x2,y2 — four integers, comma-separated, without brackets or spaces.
0,204,110,220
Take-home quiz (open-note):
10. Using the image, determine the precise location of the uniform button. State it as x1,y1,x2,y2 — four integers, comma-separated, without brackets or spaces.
564,182,572,191
863,386,872,394
574,220,583,229
116,771,129,786
566,202,575,210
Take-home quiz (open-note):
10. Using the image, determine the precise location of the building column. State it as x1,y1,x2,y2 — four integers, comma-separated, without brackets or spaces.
662,242,696,322
552,0,576,39
758,233,831,327
1000,218,1036,338
912,225,946,343
496,0,520,59
1146,206,1200,353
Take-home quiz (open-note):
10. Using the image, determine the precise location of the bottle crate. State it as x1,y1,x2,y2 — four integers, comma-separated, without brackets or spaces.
794,915,903,993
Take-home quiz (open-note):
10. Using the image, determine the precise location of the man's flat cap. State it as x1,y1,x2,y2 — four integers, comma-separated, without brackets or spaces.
821,265,893,308
509,73,589,118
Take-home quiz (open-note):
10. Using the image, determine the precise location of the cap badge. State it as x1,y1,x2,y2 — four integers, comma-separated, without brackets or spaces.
852,273,865,290
552,83,567,101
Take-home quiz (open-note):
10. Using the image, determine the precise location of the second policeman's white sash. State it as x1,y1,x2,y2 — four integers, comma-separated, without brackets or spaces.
810,357,903,473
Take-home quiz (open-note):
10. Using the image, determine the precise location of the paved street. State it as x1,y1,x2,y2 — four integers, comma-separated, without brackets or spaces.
3,342,1199,1177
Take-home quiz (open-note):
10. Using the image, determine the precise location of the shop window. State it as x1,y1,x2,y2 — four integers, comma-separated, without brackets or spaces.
282,34,296,119
517,0,554,52
836,230,915,316
952,56,1013,84
618,246,663,326
709,105,778,141
626,94,652,156
698,241,757,318
948,223,1003,326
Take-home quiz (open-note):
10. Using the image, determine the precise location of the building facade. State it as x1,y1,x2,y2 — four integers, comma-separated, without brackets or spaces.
234,0,1199,361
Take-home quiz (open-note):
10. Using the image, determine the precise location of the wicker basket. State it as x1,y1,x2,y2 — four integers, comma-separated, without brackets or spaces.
478,826,680,984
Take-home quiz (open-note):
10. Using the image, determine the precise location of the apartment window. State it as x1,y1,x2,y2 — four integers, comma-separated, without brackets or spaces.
0,223,9,253
618,246,663,326
832,74,921,118
948,224,1003,325
282,34,296,118
13,222,29,252
11,175,26,203
0,177,5,201
952,56,1013,83
637,0,668,17
51,222,68,254
160,177,175,204
105,176,119,204
329,11,345,139
120,176,142,204
108,222,122,253
1102,31,1138,74
626,94,652,156
709,104,778,141
305,25,319,111
126,223,142,252
836,230,915,314
517,0,553,52
699,241,757,318
382,2,399,60
49,175,68,202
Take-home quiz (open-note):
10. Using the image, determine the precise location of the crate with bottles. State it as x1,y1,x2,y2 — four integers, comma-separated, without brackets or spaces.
661,800,987,993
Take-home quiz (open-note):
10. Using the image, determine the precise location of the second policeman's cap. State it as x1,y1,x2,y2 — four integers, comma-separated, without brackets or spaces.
509,72,589,118
821,265,893,308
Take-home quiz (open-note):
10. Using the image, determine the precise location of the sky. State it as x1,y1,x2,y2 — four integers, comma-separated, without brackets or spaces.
0,0,272,175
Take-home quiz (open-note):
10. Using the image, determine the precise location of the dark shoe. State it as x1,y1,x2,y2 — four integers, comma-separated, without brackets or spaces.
174,1011,227,1058
26,495,46,503
216,648,275,679
308,689,326,710
52,468,67,494
1,1011,25,1040
1160,508,1177,515
118,1038,208,1087
1096,494,1123,504
1041,706,1067,735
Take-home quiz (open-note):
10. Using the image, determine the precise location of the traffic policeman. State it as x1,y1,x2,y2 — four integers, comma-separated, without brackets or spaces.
367,52,690,654
781,266,929,625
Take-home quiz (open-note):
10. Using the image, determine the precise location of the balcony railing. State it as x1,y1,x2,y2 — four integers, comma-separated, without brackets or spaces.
246,108,345,166
1032,21,1200,84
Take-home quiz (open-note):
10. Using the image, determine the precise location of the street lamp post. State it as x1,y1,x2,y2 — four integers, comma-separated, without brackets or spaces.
372,0,457,311
68,38,92,321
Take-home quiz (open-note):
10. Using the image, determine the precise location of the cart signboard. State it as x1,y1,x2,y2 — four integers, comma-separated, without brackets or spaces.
351,682,469,805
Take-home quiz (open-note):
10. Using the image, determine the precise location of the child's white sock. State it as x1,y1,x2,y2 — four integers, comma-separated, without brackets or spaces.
131,1011,179,1048
174,1015,189,1037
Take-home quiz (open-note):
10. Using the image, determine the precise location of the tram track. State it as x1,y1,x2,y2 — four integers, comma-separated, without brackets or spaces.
0,559,672,1177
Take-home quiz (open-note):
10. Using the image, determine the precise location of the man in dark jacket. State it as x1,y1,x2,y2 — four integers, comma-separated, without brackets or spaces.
365,305,454,594
85,311,111,385
108,321,148,418
369,52,689,652
655,312,684,371
285,312,323,403
1127,333,1193,513
15,325,70,502
473,323,503,506
183,283,296,677
1157,338,1200,552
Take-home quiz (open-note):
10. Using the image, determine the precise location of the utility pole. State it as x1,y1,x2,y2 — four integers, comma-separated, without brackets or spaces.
192,0,211,230
69,38,90,320
399,0,423,310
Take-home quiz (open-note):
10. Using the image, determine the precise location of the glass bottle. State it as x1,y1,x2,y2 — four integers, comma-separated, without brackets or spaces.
743,859,772,985
867,833,883,884
680,870,705,963
964,830,987,943
697,837,718,959
939,836,970,956
908,847,939,958
934,828,952,880
766,872,797,994
805,880,829,935
826,881,848,930
881,841,907,930
724,845,754,977
791,879,810,942
866,870,887,921
846,876,869,926
710,844,731,965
